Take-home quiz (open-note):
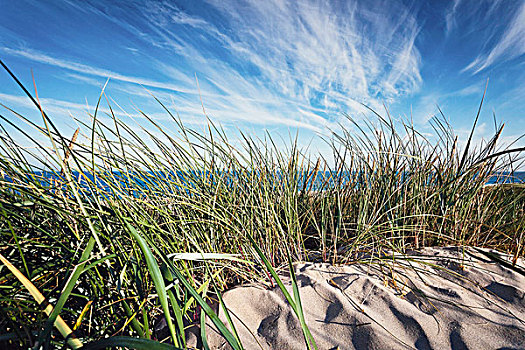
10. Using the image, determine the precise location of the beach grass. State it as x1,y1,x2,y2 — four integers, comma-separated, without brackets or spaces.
1,62,524,349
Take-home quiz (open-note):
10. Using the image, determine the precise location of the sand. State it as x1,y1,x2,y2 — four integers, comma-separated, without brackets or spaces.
204,246,525,349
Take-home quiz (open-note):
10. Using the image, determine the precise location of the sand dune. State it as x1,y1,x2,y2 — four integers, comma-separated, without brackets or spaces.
205,246,525,349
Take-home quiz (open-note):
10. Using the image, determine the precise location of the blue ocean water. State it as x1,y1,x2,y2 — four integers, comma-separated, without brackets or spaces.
3,170,524,198
486,172,525,184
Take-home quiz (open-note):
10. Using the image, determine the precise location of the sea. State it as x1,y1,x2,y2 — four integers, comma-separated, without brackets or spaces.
486,171,525,184
6,170,524,197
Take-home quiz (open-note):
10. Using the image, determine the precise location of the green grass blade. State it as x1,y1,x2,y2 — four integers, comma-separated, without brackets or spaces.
124,222,178,346
286,251,317,350
162,259,243,350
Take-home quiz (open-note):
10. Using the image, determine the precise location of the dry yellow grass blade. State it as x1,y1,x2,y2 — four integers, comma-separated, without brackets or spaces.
74,300,93,331
0,253,83,349
60,127,80,177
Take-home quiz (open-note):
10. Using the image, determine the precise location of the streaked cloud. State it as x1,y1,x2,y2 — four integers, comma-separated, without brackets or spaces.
445,0,461,35
461,1,525,74
2,47,194,94
2,0,423,134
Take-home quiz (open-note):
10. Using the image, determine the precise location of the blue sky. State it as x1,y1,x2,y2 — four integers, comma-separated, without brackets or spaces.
0,0,524,153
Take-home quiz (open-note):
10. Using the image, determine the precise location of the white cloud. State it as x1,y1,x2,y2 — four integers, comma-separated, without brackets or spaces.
2,47,195,94
445,0,461,35
463,2,525,74
0,92,90,116
4,0,423,135
456,84,483,97
147,0,422,127
200,0,422,102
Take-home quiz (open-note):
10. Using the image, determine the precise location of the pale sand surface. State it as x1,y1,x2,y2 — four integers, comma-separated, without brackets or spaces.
205,246,525,349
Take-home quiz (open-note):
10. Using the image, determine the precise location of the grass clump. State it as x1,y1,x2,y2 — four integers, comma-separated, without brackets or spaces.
0,62,524,349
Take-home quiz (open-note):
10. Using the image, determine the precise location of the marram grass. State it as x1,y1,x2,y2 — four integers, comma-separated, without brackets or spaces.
1,61,524,349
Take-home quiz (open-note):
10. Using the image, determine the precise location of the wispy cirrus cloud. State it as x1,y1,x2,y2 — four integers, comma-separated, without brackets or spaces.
0,91,130,122
139,0,423,127
190,0,422,102
2,47,194,94
445,0,461,35
3,0,423,134
460,1,525,74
